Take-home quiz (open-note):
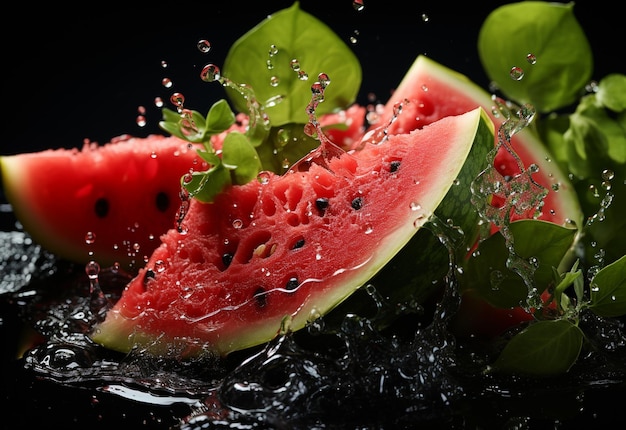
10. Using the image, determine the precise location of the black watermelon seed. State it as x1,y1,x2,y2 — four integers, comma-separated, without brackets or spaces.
143,268,156,285
285,277,299,291
390,160,401,172
94,197,109,218
222,253,233,268
253,287,268,308
155,191,170,212
351,197,363,210
315,197,329,213
292,238,305,249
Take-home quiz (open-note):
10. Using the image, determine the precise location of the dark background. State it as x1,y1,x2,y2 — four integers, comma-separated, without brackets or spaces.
1,2,625,428
2,1,623,156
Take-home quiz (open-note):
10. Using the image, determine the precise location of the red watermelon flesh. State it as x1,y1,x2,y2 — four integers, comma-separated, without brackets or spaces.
0,135,208,271
373,55,583,230
91,107,493,357
369,55,582,338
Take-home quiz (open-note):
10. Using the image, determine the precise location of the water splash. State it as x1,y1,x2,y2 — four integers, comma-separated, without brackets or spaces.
288,73,354,174
470,96,547,310
200,63,271,146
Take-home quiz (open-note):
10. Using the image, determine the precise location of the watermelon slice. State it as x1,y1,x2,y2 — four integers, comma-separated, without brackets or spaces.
91,107,494,357
370,55,583,337
0,135,208,271
376,55,583,230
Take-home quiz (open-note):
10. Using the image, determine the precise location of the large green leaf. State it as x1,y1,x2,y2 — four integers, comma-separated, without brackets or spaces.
462,219,578,308
493,319,583,376
222,1,361,126
478,1,592,113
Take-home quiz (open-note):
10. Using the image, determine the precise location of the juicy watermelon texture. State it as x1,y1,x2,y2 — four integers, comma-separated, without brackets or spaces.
374,55,582,230
0,135,208,271
91,108,489,356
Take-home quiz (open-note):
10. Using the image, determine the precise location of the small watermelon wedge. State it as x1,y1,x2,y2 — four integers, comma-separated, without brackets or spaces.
375,55,583,230
91,107,494,357
0,135,208,271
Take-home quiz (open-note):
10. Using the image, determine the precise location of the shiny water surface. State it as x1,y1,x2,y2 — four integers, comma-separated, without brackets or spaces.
2,210,626,429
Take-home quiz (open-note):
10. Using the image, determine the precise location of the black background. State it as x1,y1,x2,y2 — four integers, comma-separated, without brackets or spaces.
2,1,623,156
1,1,625,428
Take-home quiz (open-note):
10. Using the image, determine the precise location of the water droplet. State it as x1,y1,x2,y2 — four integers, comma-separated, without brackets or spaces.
154,97,164,108
197,39,211,53
602,169,615,181
268,44,279,56
136,115,146,127
257,171,271,184
232,219,243,229
410,202,421,211
155,260,166,273
85,232,96,245
352,0,365,11
270,76,280,87
526,53,537,64
509,66,524,81
200,64,221,82
161,77,173,88
290,59,301,71
85,260,100,280
170,92,185,108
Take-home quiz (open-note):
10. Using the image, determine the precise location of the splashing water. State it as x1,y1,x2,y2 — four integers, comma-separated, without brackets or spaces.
200,63,271,145
470,96,548,310
288,73,354,173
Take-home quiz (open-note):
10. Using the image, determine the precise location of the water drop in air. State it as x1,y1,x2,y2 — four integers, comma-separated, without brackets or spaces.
509,67,524,81
352,0,365,11
197,39,211,53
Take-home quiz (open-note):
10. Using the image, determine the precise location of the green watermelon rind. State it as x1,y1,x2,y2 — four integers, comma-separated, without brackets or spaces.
383,55,584,232
91,107,494,357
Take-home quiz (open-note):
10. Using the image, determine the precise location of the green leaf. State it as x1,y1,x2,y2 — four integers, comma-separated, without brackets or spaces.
221,131,262,185
589,255,626,317
222,1,362,126
183,162,231,204
205,99,237,134
565,95,626,177
493,319,583,376
462,219,578,308
596,73,626,113
477,1,592,113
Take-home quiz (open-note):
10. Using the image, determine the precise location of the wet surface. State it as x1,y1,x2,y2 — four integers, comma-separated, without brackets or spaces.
2,2,625,428
2,215,626,429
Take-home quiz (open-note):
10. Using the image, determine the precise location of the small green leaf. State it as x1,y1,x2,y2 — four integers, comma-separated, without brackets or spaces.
183,164,232,204
478,1,592,113
589,255,626,317
221,131,262,185
222,1,361,126
493,320,583,376
205,99,236,134
596,73,626,112
462,219,577,308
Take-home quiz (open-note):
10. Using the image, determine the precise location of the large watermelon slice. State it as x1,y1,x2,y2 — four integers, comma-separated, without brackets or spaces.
375,55,583,230
0,135,208,271
370,55,583,338
91,107,494,357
